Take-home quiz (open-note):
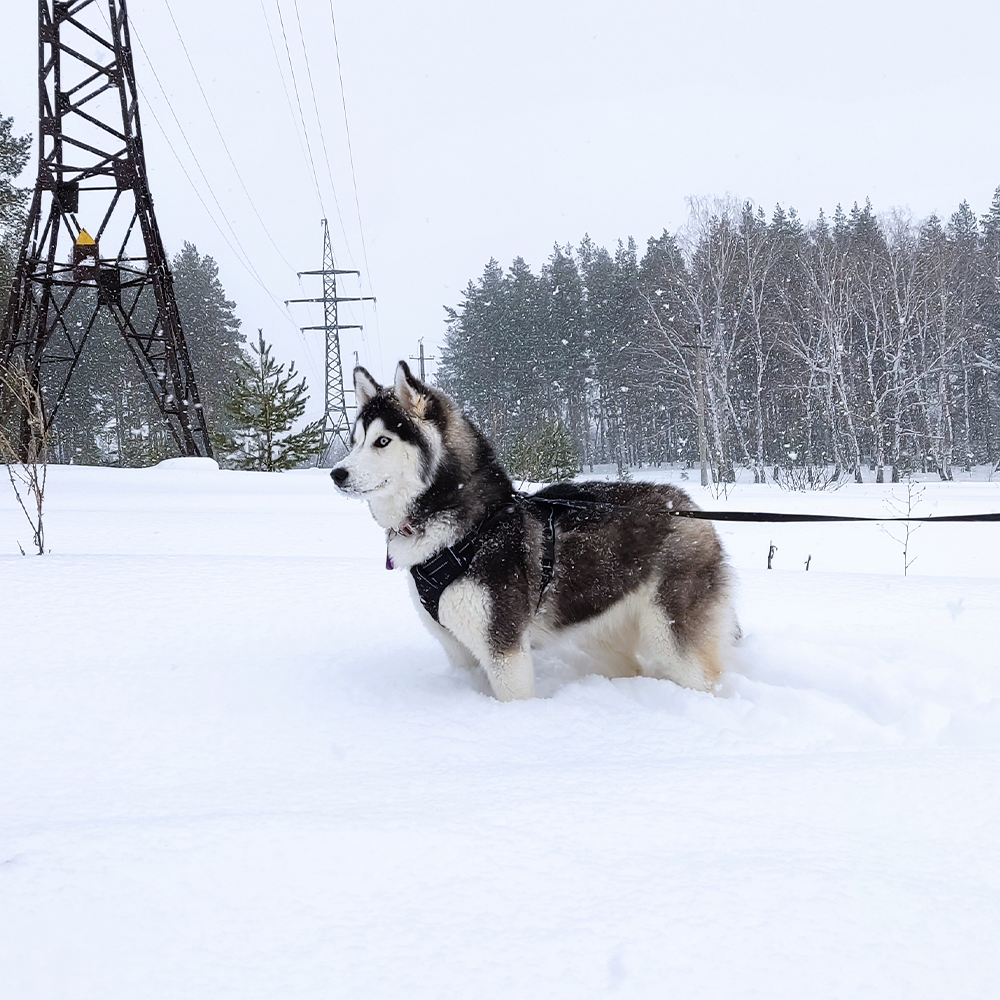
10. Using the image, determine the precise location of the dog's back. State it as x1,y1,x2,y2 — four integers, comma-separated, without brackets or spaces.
525,481,735,690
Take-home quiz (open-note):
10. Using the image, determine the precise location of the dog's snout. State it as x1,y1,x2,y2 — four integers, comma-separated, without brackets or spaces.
331,466,349,487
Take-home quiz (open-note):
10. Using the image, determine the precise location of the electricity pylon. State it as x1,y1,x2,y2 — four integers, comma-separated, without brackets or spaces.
286,219,373,463
1,0,212,459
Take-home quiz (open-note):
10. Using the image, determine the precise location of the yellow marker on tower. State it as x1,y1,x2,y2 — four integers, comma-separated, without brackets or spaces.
72,228,99,275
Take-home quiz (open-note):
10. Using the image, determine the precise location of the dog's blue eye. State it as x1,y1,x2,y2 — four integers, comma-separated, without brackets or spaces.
374,436,391,448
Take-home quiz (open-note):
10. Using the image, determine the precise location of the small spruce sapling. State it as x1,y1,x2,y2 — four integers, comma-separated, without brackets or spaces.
225,330,324,471
503,418,579,484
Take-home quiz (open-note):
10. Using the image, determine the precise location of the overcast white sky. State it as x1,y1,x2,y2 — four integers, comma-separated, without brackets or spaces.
4,0,1000,419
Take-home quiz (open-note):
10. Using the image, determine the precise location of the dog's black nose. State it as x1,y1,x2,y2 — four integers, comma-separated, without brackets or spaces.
331,467,349,486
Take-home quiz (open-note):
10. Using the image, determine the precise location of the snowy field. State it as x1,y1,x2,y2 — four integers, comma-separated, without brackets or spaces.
2,460,999,999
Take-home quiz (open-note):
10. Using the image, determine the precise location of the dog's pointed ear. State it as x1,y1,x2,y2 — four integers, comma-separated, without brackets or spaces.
394,360,432,418
354,366,381,408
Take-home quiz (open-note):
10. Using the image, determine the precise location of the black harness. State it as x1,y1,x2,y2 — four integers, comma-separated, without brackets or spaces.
408,493,566,623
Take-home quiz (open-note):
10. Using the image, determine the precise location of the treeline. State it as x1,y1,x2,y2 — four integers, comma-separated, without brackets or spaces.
439,192,1000,483
0,113,31,317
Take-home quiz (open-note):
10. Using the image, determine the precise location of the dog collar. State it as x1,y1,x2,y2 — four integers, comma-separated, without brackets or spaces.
385,519,416,570
390,519,415,538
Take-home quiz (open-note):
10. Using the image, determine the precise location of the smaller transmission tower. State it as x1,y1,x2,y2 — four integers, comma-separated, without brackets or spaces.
408,340,435,382
286,219,373,462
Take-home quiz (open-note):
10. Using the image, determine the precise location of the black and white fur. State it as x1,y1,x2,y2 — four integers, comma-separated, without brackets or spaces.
332,361,737,701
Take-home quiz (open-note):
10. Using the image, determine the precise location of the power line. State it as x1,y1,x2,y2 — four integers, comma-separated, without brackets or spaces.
126,18,272,293
162,0,299,275
328,1,382,371
152,0,325,382
140,86,321,372
138,99,253,283
254,0,329,376
292,0,354,264
143,2,376,398
258,0,318,208
273,0,327,218
115,8,322,382
329,2,371,282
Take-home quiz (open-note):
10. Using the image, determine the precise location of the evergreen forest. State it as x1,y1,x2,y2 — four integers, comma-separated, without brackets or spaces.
439,194,1000,483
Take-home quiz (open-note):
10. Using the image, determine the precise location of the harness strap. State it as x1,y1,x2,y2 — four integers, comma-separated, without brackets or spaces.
410,494,570,623
517,493,572,611
410,503,516,622
538,505,557,610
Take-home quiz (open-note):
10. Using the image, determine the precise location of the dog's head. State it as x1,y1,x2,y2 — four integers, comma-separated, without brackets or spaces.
331,361,452,528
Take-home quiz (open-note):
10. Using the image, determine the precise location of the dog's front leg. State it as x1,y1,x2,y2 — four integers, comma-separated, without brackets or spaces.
431,617,482,677
438,578,535,701
407,575,475,663
481,637,535,702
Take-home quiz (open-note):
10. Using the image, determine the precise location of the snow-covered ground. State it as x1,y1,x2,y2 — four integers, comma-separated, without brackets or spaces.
2,461,999,999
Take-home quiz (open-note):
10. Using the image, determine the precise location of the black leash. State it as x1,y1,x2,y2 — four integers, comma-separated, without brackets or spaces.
516,491,1000,524
409,491,1000,623
666,509,1000,523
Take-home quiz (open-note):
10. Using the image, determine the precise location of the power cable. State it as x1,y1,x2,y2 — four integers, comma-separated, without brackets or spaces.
292,0,354,264
273,0,327,218
138,100,253,285
158,0,324,380
254,0,327,377
128,15,324,386
162,0,299,275
328,1,382,372
258,0,320,211
126,18,273,295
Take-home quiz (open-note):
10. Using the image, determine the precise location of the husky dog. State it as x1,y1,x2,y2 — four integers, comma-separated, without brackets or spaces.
332,361,736,701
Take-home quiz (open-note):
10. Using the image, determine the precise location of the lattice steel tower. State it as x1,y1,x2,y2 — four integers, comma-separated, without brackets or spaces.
287,219,373,462
1,0,212,458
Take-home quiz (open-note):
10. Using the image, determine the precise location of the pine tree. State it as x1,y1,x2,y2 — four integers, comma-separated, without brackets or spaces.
505,256,544,430
438,258,510,439
171,242,245,447
225,330,323,471
502,418,578,483
0,112,31,315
